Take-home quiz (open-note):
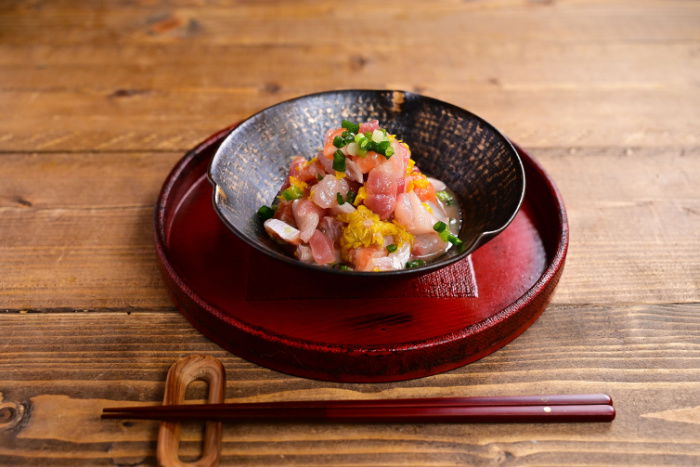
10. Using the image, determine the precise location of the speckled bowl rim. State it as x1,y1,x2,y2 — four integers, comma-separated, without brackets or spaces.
208,89,526,277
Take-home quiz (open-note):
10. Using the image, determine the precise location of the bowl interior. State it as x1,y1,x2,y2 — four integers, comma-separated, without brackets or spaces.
209,90,524,275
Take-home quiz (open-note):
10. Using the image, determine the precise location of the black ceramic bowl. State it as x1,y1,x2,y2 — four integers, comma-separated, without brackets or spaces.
209,90,525,276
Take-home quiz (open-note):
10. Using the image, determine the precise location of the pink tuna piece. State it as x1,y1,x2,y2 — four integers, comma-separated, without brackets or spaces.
392,141,410,193
295,245,314,263
319,216,343,246
308,229,336,265
364,154,404,220
330,201,356,216
394,191,436,234
351,246,385,271
392,139,410,162
359,120,379,133
292,198,324,243
364,193,395,220
353,151,385,174
316,150,335,174
412,232,447,257
311,174,349,209
263,218,301,245
324,126,341,143
289,155,324,183
273,200,295,226
345,158,364,183
368,243,412,271
323,128,345,159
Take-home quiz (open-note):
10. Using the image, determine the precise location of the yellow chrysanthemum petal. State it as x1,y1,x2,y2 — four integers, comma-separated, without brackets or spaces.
353,186,367,206
337,206,414,260
288,176,308,191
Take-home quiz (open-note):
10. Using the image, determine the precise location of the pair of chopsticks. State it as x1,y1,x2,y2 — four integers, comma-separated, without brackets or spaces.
103,393,614,423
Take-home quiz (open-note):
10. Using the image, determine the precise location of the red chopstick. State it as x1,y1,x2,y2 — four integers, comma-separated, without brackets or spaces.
102,394,614,423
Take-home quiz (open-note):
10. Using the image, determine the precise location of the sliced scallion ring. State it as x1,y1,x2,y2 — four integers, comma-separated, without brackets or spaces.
332,150,346,172
341,120,359,133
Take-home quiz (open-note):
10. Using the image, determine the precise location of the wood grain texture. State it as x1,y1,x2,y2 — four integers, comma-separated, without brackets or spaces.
1,0,699,464
1,147,697,309
0,0,698,151
0,305,698,465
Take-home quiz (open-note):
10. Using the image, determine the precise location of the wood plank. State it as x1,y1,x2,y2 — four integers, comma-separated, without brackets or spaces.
0,1,698,151
0,40,696,150
0,152,179,309
0,304,698,465
1,147,698,309
0,86,697,152
536,146,700,305
1,0,698,464
2,0,698,47
2,33,698,80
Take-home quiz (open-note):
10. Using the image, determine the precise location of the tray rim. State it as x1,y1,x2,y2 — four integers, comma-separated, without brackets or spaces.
154,125,569,378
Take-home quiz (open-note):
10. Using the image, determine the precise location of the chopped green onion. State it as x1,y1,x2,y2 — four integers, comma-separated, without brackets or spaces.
405,259,426,269
336,192,345,205
333,136,345,148
375,140,391,158
433,220,450,241
341,130,355,144
364,131,373,139
281,185,304,201
338,264,353,271
386,244,398,253
447,234,463,246
358,137,371,151
346,190,356,204
384,145,394,158
346,142,359,156
436,190,455,206
256,205,275,221
333,150,346,172
371,129,386,143
341,120,359,133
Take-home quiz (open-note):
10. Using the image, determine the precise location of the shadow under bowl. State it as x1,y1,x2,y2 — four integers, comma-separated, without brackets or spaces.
209,89,525,277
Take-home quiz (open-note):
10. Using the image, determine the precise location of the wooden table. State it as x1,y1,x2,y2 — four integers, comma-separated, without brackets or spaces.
1,1,698,465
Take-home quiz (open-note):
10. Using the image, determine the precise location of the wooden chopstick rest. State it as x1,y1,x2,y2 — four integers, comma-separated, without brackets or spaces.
157,355,225,467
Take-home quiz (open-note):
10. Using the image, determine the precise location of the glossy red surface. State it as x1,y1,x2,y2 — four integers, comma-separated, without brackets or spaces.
154,126,568,382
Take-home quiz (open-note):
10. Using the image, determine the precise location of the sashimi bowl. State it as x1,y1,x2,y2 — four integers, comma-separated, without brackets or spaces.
209,89,525,276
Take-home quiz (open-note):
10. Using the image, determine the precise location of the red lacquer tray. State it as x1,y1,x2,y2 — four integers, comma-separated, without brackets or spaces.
154,125,568,382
